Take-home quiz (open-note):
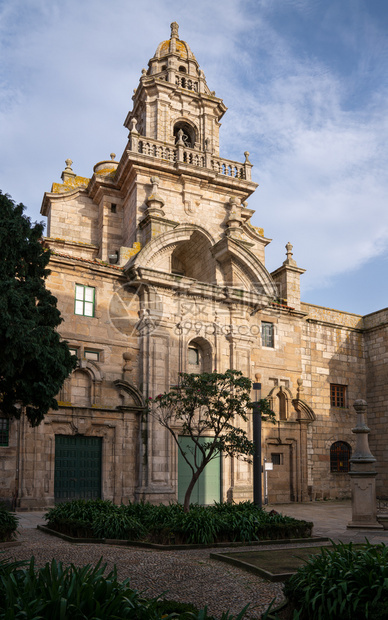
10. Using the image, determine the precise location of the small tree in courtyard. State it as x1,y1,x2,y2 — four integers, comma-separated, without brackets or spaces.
0,191,77,426
149,369,275,512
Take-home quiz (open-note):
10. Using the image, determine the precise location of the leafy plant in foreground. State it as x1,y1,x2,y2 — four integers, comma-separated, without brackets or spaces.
284,540,388,619
0,504,18,542
0,557,247,619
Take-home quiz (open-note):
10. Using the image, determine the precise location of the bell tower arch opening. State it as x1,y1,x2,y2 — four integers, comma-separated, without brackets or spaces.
173,121,196,148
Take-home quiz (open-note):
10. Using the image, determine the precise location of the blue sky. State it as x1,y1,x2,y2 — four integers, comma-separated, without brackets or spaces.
1,0,388,316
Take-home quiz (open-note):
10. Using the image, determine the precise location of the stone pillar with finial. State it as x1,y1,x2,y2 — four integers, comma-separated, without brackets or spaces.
61,159,76,183
270,242,306,310
347,399,382,529
243,152,252,181
170,21,179,53
145,176,165,217
225,196,243,240
129,118,139,151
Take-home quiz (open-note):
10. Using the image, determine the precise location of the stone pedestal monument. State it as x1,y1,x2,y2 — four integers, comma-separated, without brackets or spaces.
347,399,382,529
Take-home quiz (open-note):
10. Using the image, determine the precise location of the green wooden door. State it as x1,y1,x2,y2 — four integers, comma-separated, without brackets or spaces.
54,435,102,502
178,436,221,505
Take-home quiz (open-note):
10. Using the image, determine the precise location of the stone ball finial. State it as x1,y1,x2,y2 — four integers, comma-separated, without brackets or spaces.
171,21,179,38
110,153,116,161
141,68,147,76
283,241,297,267
354,399,368,413
244,151,251,164
65,158,73,171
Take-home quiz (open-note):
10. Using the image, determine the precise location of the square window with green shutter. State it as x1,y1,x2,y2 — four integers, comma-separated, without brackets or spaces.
74,285,95,317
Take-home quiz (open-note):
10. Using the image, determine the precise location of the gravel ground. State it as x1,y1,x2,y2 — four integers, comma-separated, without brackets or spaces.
5,527,286,619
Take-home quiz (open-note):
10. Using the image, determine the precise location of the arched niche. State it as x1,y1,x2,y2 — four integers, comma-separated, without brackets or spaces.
129,225,217,285
187,337,212,373
267,386,294,421
171,230,216,283
70,369,91,407
59,360,103,408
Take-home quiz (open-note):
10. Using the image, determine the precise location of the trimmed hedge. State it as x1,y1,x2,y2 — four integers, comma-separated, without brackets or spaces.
45,500,312,545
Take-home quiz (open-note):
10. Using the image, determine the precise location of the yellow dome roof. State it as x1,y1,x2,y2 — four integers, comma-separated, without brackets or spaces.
154,23,197,62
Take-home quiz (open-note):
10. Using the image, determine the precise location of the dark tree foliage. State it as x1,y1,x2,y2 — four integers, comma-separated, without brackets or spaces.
0,191,76,426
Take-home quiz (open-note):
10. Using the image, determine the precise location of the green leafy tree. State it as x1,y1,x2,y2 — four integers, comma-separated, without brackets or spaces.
0,191,77,426
149,369,275,512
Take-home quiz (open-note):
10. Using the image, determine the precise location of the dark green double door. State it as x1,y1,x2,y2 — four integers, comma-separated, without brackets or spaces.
54,435,102,502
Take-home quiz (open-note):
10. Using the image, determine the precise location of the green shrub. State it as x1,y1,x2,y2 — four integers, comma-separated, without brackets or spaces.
284,540,388,619
0,504,18,542
0,557,246,619
92,510,146,540
45,499,311,545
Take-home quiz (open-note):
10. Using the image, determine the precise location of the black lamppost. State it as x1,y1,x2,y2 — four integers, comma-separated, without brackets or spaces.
252,380,262,508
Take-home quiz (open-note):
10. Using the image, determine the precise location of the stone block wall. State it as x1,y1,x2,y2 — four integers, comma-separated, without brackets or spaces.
301,303,366,500
364,308,388,495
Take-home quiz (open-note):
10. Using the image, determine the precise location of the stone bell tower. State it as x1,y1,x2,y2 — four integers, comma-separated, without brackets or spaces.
124,22,227,156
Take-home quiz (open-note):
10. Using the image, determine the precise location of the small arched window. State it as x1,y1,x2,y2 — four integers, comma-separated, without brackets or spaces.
330,441,351,473
187,338,212,373
179,65,187,73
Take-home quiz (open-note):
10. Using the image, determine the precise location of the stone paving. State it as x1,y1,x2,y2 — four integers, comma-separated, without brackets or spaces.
9,501,388,619
271,500,388,544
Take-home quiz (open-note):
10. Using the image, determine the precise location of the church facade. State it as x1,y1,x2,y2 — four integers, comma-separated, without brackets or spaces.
1,23,387,509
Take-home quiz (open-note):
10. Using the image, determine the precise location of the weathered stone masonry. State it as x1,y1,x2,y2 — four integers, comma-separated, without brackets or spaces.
1,23,387,508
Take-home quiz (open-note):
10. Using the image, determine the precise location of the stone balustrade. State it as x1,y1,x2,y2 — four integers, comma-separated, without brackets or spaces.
131,134,251,180
175,74,199,92
137,139,176,162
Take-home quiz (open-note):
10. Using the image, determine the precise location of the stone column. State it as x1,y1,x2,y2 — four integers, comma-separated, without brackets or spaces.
347,399,382,529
